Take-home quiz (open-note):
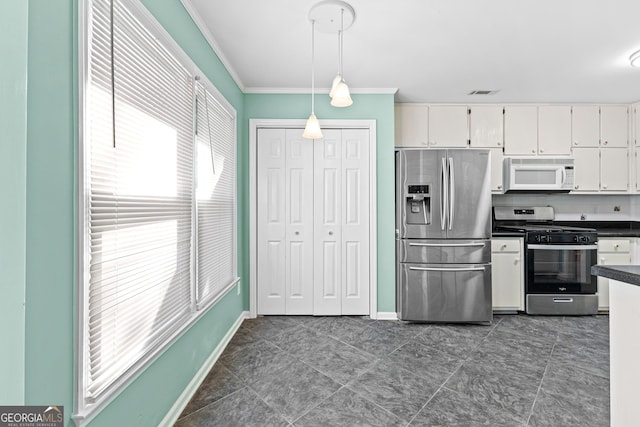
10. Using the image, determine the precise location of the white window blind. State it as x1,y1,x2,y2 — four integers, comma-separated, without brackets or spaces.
195,81,236,307
86,0,193,401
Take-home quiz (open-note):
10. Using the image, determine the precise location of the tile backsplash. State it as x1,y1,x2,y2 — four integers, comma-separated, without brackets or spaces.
492,194,640,221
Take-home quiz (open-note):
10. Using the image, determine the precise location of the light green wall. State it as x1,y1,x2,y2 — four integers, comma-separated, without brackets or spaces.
0,0,28,405
244,93,397,312
22,0,246,425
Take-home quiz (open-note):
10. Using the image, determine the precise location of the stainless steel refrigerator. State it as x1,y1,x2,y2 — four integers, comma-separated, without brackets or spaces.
396,148,492,322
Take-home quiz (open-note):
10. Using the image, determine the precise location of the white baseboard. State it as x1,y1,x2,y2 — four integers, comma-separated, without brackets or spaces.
376,312,398,320
159,310,250,427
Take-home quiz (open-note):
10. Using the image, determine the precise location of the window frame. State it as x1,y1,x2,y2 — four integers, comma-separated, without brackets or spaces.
76,0,238,423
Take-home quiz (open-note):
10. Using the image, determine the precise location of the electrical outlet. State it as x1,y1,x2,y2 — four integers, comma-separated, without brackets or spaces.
614,206,621,212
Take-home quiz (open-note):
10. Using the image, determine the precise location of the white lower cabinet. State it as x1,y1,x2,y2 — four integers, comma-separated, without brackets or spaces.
597,238,632,311
491,238,524,312
257,128,371,316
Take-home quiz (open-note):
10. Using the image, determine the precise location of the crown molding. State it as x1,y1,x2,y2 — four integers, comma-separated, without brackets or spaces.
244,87,399,95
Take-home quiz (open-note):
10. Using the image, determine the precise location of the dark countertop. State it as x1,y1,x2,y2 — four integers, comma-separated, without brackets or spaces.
492,232,524,238
554,221,640,237
591,265,640,287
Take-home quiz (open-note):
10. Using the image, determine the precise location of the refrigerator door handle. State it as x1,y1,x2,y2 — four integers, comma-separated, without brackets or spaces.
440,157,447,231
409,266,486,272
409,242,486,248
448,157,454,231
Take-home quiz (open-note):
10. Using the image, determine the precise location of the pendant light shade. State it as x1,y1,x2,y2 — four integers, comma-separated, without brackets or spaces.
329,74,342,98
330,79,352,107
303,113,323,139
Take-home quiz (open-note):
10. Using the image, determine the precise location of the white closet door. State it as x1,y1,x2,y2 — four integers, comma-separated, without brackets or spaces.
257,129,286,313
314,129,370,315
340,129,370,315
314,129,343,315
284,130,314,314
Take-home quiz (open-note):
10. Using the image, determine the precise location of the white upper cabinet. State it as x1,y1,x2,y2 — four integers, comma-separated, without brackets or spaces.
572,105,600,147
600,148,629,191
634,103,640,146
538,106,571,155
600,105,629,147
572,147,600,192
428,105,468,147
395,104,428,147
489,147,504,192
469,106,503,148
504,106,538,155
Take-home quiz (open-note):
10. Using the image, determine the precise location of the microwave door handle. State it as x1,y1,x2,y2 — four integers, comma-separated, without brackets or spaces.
448,157,454,230
440,157,447,231
561,167,567,185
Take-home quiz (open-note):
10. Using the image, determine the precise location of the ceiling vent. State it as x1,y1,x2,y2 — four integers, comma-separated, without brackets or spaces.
468,90,499,95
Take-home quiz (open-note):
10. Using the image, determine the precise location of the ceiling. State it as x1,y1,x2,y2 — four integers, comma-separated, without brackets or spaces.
182,0,640,103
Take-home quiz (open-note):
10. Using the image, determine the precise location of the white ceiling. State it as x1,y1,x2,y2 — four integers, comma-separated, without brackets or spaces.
182,0,640,103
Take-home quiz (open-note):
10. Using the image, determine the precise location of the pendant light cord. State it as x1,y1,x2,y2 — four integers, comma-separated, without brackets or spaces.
339,8,344,79
311,19,316,114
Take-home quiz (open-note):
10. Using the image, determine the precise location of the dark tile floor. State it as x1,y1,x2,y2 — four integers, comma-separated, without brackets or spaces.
175,314,610,427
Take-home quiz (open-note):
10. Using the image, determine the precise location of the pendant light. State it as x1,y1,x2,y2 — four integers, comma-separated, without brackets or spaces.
329,7,353,107
303,19,323,139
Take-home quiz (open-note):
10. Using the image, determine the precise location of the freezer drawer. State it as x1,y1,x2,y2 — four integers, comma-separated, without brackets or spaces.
398,239,491,264
398,263,492,323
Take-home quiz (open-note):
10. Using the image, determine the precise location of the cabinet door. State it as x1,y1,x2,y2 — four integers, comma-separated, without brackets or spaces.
469,106,503,148
491,239,523,311
572,148,600,192
395,104,428,147
428,105,468,147
634,104,640,146
601,105,629,147
572,105,600,148
538,106,571,155
504,106,538,155
635,151,640,192
489,148,504,192
600,148,629,191
598,251,631,310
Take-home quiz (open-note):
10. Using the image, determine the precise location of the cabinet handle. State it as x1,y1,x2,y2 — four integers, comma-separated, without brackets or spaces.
540,148,544,153
497,142,502,146
501,244,507,249
574,185,579,190
514,259,520,264
531,149,536,153
328,231,333,236
574,141,579,146
603,141,608,145
602,184,608,189
614,244,619,249
295,231,299,235
498,185,502,189
601,257,606,262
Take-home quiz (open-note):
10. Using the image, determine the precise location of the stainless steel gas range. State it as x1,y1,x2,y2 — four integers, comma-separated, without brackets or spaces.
494,206,598,315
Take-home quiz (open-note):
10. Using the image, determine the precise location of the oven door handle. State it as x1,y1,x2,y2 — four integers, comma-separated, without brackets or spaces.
527,244,598,250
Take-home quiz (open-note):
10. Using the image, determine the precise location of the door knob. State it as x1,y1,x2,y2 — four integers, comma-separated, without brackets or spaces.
295,231,299,235
328,231,333,236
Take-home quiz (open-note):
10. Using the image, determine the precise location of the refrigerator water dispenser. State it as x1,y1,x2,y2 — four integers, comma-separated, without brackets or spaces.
406,184,430,225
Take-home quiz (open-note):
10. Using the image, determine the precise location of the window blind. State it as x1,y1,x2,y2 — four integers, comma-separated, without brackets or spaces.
86,0,193,399
195,81,236,307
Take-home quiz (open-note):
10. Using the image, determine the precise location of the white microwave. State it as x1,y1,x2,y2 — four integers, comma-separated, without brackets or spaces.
503,157,574,193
